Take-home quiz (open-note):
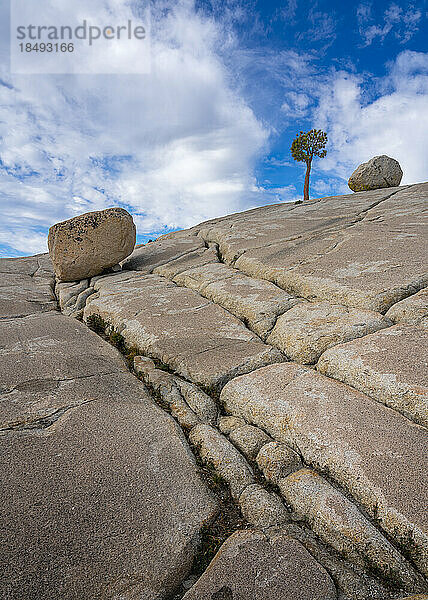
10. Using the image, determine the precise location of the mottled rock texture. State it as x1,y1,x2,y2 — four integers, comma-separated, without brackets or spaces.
0,253,55,318
348,155,403,192
279,469,423,590
386,288,428,326
182,530,337,600
48,208,136,281
0,261,218,600
317,325,428,426
84,272,284,392
3,182,428,600
267,300,390,363
221,363,428,576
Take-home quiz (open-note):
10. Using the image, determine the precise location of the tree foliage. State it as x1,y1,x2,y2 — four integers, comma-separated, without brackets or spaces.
291,129,328,163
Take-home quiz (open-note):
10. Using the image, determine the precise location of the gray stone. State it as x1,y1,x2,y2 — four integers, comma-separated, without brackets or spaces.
317,324,428,426
182,529,337,600
84,272,284,392
154,246,219,279
279,469,422,591
172,262,299,339
122,236,204,273
134,356,218,427
386,289,428,326
267,301,390,364
48,208,136,282
56,279,89,310
187,184,427,313
0,311,218,600
348,155,403,192
229,424,271,460
0,311,128,428
220,363,428,576
239,484,289,529
0,254,56,319
188,423,254,499
278,522,389,600
256,441,302,484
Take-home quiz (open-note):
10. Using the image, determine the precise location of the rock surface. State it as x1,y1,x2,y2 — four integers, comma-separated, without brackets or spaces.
279,469,422,590
0,253,56,319
348,155,403,192
182,529,337,600
317,325,428,426
256,441,302,484
386,288,428,326
190,185,427,313
228,424,271,459
267,300,390,363
0,262,218,600
3,183,428,600
48,208,136,281
221,363,428,575
84,272,284,392
189,423,254,499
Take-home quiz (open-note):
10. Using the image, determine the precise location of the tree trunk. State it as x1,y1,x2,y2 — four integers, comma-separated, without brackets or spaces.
303,159,312,201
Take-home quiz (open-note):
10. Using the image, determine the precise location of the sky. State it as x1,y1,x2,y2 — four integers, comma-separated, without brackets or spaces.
0,0,427,257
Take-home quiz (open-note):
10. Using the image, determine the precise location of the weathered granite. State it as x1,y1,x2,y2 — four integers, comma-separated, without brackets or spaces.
84,272,284,392
0,310,218,600
348,155,403,192
56,279,89,310
386,288,428,326
48,208,136,281
239,484,289,529
189,423,255,500
154,245,219,279
0,311,128,429
317,325,428,426
267,301,390,364
187,184,427,313
171,262,299,339
63,286,96,318
221,363,428,576
229,424,271,460
256,441,302,484
0,253,56,319
182,529,337,600
218,415,247,435
122,236,205,273
279,469,423,590
134,355,218,427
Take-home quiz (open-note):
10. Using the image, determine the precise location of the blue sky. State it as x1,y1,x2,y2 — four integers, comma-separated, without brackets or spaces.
0,0,427,257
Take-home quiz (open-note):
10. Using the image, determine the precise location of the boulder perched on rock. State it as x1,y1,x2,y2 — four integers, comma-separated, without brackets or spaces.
348,155,403,192
48,208,136,282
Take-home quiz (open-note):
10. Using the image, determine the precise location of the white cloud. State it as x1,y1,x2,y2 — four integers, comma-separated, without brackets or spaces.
357,2,423,46
313,51,428,185
281,91,311,117
0,0,269,254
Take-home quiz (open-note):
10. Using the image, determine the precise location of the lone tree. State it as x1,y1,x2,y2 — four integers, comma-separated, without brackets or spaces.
291,129,328,201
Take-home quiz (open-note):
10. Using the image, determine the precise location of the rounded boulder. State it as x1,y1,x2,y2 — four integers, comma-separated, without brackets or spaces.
348,155,403,192
48,207,136,282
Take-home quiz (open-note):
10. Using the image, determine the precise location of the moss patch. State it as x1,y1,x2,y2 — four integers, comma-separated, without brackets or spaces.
86,314,139,369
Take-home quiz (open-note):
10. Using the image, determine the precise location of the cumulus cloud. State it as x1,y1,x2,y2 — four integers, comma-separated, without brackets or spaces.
313,50,428,185
0,0,269,255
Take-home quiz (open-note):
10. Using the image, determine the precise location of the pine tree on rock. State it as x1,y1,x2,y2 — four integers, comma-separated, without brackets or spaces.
291,129,328,201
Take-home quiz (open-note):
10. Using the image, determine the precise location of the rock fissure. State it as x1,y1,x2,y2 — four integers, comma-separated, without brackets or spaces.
2,184,427,600
80,315,426,597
